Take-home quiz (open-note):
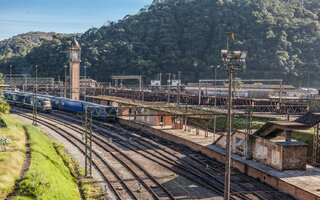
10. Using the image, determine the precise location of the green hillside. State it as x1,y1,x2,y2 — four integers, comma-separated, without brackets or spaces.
1,0,320,86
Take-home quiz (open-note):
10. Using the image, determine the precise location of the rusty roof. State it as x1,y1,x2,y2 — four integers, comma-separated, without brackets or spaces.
87,95,225,119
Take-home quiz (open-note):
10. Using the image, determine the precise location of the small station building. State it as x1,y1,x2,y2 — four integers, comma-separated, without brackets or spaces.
215,113,320,171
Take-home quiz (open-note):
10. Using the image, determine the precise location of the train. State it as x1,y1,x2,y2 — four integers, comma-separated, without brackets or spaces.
3,90,52,112
3,90,117,121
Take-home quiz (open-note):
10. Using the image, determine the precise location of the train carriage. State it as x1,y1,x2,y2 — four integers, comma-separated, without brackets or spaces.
3,90,52,113
82,101,117,121
44,95,117,121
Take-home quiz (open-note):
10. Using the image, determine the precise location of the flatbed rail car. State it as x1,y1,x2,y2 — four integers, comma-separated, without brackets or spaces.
3,90,52,113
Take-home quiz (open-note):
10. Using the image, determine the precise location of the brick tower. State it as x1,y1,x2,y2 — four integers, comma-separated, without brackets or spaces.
69,38,81,100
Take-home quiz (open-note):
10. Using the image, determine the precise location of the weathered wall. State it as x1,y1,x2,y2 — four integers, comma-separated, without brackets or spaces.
252,137,282,170
282,145,307,170
216,132,247,157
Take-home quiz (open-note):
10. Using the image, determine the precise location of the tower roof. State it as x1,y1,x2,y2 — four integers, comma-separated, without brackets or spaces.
71,38,81,50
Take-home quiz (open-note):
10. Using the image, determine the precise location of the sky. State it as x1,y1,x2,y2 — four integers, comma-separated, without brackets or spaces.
0,0,153,40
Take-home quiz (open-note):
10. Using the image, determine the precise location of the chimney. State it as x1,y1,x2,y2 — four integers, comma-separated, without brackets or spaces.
285,130,292,143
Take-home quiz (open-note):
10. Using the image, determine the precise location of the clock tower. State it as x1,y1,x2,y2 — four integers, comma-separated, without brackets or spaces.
69,38,81,100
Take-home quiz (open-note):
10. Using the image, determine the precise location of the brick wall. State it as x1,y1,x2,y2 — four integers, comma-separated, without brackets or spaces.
282,145,307,170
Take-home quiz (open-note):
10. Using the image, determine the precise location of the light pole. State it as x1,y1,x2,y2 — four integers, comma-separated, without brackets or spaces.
167,73,171,104
210,65,220,142
84,66,87,101
58,75,61,97
64,65,67,98
221,33,247,200
33,65,38,125
9,64,12,87
178,71,181,104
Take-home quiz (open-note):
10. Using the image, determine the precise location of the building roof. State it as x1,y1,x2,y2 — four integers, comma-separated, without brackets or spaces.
71,38,81,50
254,112,320,138
224,84,295,89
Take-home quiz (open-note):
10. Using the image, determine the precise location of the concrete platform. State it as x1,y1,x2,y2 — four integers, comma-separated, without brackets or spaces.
119,116,320,200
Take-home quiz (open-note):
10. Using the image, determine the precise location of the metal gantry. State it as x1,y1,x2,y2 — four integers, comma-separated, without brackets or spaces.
167,73,171,104
244,105,253,159
313,124,320,165
111,75,142,90
32,65,38,125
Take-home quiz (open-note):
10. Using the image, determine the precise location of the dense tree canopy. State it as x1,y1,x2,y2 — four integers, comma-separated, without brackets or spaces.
0,74,10,115
0,0,320,86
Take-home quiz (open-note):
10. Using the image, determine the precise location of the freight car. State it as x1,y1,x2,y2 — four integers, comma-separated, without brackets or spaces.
3,90,52,112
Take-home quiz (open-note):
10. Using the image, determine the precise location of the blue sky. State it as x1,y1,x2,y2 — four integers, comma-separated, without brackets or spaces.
0,0,153,40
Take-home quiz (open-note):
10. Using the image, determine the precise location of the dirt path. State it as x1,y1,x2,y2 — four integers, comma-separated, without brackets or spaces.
5,126,31,200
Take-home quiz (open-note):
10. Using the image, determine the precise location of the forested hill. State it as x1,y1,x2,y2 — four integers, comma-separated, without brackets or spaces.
1,0,320,86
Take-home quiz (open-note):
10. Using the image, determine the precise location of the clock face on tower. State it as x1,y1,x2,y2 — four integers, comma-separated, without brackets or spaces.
72,52,78,59
70,51,80,61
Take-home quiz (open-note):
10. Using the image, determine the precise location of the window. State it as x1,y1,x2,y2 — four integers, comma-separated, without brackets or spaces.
256,144,267,162
271,150,280,166
235,137,244,152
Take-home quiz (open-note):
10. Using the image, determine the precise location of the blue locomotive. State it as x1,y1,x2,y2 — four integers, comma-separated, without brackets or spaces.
43,95,117,121
3,90,52,113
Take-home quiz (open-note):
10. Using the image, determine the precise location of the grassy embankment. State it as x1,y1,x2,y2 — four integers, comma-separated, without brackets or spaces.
0,115,26,199
15,124,82,200
0,115,83,200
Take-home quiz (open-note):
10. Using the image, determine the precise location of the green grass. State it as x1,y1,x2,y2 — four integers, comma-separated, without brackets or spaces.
198,116,282,132
15,125,81,200
0,115,26,199
292,131,314,156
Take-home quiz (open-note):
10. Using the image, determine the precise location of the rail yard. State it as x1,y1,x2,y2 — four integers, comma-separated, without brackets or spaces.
10,106,293,200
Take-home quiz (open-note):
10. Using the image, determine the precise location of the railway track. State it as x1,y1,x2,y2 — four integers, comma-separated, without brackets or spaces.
48,109,291,199
12,107,293,200
12,110,174,200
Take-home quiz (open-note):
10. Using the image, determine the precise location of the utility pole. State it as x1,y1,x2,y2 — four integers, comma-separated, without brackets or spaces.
225,67,232,200
279,79,283,103
84,66,87,101
198,80,201,106
84,107,93,177
58,76,61,97
178,71,181,104
33,65,38,125
159,73,162,89
64,65,67,98
167,73,171,104
308,72,310,93
221,33,247,200
9,64,12,87
213,65,220,142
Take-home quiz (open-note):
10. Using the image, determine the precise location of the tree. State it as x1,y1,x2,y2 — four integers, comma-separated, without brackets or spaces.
0,74,10,116
0,0,320,87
